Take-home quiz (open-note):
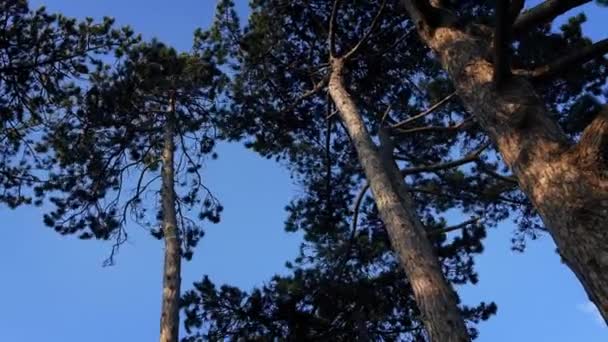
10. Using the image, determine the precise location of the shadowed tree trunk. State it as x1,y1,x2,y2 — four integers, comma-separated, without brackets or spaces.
401,0,608,323
329,56,470,342
159,95,181,342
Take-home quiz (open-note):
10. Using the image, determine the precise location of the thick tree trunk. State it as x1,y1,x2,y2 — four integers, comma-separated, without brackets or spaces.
403,15,608,323
159,99,181,342
329,57,470,342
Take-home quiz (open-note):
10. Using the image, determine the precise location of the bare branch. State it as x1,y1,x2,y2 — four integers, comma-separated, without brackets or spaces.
281,77,328,116
351,183,370,238
326,109,339,120
428,217,480,236
380,105,393,126
329,0,342,57
411,186,527,206
512,38,608,79
475,161,519,184
513,0,592,34
398,142,490,175
391,92,456,129
343,0,387,60
393,116,474,135
302,77,329,99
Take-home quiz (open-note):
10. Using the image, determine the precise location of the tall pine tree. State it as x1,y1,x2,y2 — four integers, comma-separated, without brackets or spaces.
182,0,527,340
36,40,225,342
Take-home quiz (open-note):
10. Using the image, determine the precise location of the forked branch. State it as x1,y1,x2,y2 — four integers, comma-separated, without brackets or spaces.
343,0,387,60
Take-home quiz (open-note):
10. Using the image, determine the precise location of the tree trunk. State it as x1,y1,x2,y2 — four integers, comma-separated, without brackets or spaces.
328,57,470,342
159,97,182,342
402,14,608,323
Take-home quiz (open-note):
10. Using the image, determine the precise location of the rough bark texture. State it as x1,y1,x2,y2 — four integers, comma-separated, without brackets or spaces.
159,100,181,342
329,57,470,342
403,13,608,323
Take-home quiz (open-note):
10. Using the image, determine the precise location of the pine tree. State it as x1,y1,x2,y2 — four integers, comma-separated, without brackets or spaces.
36,40,225,342
182,1,530,340
0,0,136,208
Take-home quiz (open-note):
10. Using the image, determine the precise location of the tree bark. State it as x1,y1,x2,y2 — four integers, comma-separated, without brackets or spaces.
328,57,470,342
159,96,182,342
399,5,608,323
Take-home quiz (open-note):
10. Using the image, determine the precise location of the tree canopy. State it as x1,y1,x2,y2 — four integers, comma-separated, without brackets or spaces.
1,0,607,341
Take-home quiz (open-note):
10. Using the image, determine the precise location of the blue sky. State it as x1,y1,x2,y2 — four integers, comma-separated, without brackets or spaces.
0,1,606,341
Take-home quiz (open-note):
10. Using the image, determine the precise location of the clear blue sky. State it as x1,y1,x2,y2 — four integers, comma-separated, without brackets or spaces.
1,1,606,341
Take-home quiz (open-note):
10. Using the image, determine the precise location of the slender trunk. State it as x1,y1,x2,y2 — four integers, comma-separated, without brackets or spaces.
407,21,608,322
328,57,470,342
159,96,181,342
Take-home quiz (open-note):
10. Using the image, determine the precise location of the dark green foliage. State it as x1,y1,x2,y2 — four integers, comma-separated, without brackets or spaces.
183,141,497,340
0,0,137,208
34,39,225,263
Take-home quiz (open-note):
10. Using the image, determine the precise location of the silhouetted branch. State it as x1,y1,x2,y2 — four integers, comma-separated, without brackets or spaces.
512,38,608,79
509,0,526,23
494,0,512,87
428,217,480,236
343,0,387,60
391,92,456,129
329,0,342,57
393,117,474,135
513,0,591,34
397,142,490,175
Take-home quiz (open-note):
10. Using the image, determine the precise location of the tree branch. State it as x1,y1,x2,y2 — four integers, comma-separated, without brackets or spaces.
494,0,512,87
512,38,608,79
475,161,519,184
351,183,370,239
343,0,387,60
509,0,526,23
400,0,432,33
391,92,456,129
398,142,490,175
513,0,592,34
393,117,474,135
428,217,480,236
329,0,342,57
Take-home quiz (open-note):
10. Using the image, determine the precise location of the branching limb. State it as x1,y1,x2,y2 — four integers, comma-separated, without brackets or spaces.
343,0,387,60
512,38,608,79
513,0,592,34
391,92,456,129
